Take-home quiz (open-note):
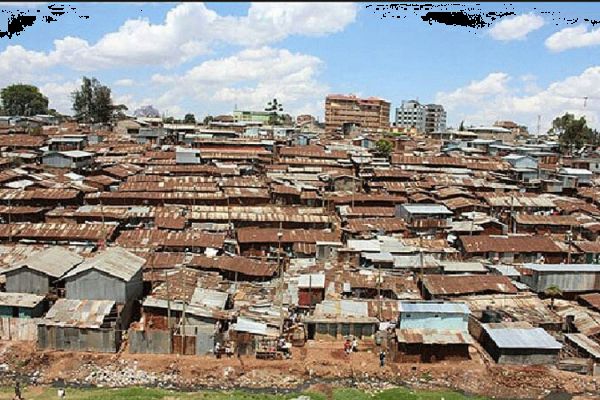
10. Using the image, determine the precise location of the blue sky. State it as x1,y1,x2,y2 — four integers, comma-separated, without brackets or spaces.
1,2,600,131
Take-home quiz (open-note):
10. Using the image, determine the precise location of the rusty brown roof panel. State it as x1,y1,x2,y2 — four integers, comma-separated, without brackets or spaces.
237,227,340,244
422,274,518,296
459,235,564,254
190,255,277,277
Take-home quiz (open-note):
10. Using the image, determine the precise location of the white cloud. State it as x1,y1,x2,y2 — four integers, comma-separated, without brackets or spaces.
39,80,79,114
0,2,357,71
149,46,327,118
489,13,545,41
436,67,600,132
114,79,135,87
545,24,600,52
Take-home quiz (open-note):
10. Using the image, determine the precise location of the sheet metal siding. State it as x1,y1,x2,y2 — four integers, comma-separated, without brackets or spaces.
399,313,468,331
37,325,119,353
195,327,216,355
129,329,171,354
5,268,49,295
43,154,72,168
0,302,45,318
532,271,600,292
65,269,128,303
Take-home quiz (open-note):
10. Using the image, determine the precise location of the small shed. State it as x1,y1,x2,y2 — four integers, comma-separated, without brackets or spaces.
37,299,121,353
42,150,94,169
520,263,600,294
480,323,562,365
2,247,84,295
297,273,326,308
62,247,144,304
0,292,45,318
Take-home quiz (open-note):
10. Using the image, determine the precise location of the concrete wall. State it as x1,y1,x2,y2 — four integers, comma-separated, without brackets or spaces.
399,312,468,331
37,325,120,353
65,269,142,303
497,352,559,365
5,268,49,295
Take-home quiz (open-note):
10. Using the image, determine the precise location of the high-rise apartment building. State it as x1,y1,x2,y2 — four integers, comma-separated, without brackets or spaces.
324,94,390,135
395,100,447,133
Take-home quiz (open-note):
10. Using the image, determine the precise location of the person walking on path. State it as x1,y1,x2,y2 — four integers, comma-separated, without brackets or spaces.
379,350,386,367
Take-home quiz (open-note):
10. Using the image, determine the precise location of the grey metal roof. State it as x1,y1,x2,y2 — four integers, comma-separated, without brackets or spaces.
0,291,45,308
63,247,145,281
231,317,275,336
484,325,562,350
297,273,326,289
3,247,84,278
399,301,469,315
315,299,369,318
190,287,228,310
523,264,600,273
41,298,115,328
399,204,453,215
441,261,487,273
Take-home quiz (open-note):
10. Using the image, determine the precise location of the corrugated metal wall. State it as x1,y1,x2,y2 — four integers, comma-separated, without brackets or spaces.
65,269,128,303
6,269,49,295
129,329,170,354
37,325,120,353
0,317,40,340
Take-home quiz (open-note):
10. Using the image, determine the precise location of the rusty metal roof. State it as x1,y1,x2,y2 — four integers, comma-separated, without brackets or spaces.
514,214,583,226
116,229,226,249
237,227,340,244
395,328,473,345
459,235,563,254
190,255,277,277
41,298,116,328
422,274,518,296
0,223,116,242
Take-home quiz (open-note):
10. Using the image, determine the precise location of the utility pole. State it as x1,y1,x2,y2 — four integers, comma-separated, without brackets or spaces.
7,197,11,243
377,261,382,321
277,222,284,336
567,229,573,264
510,192,516,234
164,269,172,352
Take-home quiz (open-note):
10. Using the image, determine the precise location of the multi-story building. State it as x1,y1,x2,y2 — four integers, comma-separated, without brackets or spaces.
395,100,447,134
324,94,390,135
233,110,272,124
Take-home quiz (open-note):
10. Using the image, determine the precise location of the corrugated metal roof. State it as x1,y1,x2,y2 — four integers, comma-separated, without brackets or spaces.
298,273,326,289
399,204,453,215
395,329,473,345
398,301,469,315
483,325,562,350
0,291,45,308
3,247,83,277
422,274,518,295
41,298,115,328
522,263,600,273
565,333,600,359
63,247,144,281
190,287,229,309
231,317,272,336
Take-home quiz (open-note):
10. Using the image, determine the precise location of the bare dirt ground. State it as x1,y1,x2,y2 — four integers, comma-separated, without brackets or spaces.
0,340,598,399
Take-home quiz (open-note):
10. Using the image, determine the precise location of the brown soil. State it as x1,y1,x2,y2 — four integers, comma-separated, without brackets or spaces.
0,340,598,399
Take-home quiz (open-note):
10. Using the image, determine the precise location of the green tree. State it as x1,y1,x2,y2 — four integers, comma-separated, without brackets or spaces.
203,115,214,125
0,84,49,116
183,113,196,124
265,98,283,125
544,285,562,310
71,77,115,123
458,120,465,131
163,116,175,124
375,139,393,157
549,113,600,154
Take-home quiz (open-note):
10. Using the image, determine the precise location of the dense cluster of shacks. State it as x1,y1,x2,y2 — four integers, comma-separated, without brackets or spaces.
3,113,600,375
